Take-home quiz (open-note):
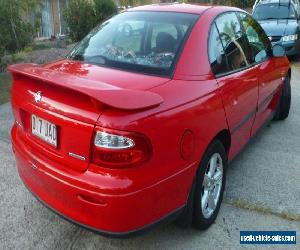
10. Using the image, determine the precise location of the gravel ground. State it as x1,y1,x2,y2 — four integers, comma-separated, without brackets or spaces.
20,46,74,65
1,43,75,72
0,43,75,103
0,60,299,249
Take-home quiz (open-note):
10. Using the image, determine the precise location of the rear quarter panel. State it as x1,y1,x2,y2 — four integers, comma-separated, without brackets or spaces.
94,78,229,208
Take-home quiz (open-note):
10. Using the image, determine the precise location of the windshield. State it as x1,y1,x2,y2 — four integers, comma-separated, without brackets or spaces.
253,4,297,20
68,11,198,76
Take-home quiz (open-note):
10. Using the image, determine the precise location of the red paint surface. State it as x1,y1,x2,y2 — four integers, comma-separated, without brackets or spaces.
8,4,290,233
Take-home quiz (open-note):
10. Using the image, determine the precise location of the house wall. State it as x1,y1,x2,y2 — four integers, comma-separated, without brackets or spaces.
39,0,53,38
52,0,61,35
36,0,66,38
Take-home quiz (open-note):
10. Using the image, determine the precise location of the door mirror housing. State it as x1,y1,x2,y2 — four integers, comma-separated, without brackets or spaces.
272,44,286,57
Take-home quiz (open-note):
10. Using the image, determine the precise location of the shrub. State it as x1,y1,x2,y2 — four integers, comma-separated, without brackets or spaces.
63,0,96,42
94,0,118,24
64,0,118,43
0,51,27,72
0,0,40,57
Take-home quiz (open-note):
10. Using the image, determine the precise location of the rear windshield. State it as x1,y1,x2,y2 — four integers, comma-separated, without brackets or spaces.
253,4,297,20
68,11,198,76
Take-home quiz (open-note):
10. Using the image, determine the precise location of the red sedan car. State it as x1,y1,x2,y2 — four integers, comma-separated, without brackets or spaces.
8,4,291,236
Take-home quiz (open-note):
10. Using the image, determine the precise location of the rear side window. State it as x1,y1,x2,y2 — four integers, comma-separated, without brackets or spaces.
208,23,229,75
215,12,251,72
238,13,271,63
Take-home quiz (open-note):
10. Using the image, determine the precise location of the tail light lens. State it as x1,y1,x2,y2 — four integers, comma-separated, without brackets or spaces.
92,127,152,169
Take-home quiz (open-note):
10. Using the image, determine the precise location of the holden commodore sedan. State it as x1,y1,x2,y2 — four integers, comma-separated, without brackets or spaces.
8,4,291,236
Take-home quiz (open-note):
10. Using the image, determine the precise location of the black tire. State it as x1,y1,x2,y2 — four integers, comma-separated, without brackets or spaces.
192,140,228,230
175,180,195,228
274,75,291,121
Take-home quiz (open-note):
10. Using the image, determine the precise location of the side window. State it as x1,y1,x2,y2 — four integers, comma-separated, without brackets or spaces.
238,13,271,63
215,12,251,72
208,23,229,76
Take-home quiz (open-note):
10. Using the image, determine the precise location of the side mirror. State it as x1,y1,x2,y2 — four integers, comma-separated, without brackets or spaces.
272,44,286,57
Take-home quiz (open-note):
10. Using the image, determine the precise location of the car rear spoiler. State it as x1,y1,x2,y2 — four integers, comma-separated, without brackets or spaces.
7,64,164,111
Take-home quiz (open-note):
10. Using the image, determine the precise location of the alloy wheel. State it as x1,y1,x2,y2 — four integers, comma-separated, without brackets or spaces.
201,153,224,219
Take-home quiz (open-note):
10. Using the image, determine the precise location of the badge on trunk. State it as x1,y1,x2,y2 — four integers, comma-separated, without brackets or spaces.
34,91,42,103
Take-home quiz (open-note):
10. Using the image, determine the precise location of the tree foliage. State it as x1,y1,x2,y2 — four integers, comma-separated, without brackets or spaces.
119,0,152,7
64,0,118,42
94,0,118,21
0,0,41,57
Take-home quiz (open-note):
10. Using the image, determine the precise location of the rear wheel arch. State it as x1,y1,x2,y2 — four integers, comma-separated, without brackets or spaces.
192,139,227,229
212,130,231,156
175,129,230,228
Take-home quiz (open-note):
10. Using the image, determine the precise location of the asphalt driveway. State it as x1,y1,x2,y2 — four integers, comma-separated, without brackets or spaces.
0,62,299,249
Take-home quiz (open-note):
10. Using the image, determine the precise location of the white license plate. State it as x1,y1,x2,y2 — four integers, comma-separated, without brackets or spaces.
31,115,57,147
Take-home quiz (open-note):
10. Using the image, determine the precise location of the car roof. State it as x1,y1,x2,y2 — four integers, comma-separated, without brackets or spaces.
256,0,297,6
127,3,213,15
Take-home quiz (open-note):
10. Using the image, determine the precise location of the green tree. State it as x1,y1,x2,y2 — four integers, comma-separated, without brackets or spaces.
119,0,152,7
0,0,41,56
64,0,118,42
63,0,96,42
94,0,118,24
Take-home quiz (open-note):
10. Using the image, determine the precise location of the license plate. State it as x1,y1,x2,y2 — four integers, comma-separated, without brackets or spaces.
31,115,57,147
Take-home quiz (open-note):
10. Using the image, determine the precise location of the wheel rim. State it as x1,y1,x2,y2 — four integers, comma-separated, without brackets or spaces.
201,153,223,219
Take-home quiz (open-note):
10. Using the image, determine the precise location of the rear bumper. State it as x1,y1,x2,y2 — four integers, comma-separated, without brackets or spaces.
21,179,184,238
12,125,195,236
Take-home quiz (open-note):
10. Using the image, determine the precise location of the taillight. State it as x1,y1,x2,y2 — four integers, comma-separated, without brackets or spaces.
91,127,152,169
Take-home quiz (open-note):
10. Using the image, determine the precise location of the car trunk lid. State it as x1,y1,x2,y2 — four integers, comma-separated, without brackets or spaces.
8,63,165,172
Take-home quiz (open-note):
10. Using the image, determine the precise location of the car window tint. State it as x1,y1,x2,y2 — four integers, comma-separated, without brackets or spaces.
215,12,251,72
239,13,270,63
208,23,229,75
69,12,198,76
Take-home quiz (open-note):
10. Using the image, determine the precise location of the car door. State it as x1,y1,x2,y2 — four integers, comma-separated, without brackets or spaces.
238,13,284,136
209,12,259,159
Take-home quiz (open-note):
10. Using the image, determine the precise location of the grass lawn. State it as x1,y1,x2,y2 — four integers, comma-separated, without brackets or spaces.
0,73,12,105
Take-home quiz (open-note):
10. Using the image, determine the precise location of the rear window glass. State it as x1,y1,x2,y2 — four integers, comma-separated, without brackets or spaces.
68,11,198,76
